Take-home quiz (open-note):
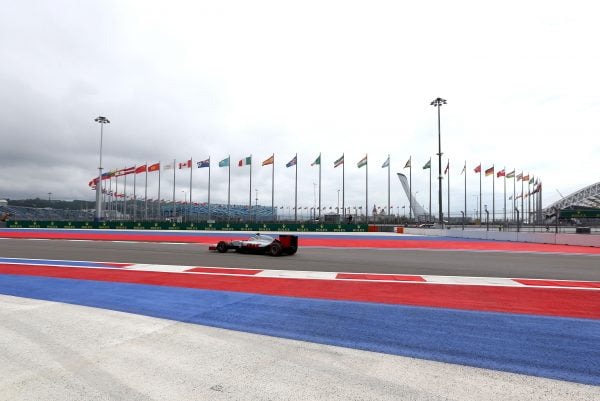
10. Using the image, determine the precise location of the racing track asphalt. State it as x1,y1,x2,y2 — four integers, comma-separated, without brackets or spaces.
1,238,598,280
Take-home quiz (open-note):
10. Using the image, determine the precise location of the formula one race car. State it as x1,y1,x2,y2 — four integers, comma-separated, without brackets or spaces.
209,233,298,256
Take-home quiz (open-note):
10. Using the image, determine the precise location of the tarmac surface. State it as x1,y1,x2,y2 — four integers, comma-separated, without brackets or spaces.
2,294,599,401
0,237,598,280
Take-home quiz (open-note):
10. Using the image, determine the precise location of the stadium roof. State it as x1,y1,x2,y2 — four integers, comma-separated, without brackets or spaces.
544,181,600,214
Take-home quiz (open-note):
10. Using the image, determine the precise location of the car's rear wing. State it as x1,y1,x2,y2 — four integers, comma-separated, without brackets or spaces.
278,235,298,249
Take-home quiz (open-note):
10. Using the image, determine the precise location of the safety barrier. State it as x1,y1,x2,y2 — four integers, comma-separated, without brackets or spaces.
4,220,370,233
404,228,600,248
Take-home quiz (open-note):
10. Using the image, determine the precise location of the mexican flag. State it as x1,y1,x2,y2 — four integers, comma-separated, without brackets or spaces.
422,159,431,169
334,155,344,168
238,156,251,167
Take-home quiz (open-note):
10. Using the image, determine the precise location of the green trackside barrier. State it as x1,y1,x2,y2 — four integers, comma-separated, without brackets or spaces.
5,221,370,232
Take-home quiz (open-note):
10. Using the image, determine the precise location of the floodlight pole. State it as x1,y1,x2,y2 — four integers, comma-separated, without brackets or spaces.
431,98,446,227
94,116,110,221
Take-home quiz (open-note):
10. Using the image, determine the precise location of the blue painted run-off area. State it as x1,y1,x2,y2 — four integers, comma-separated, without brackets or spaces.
0,274,598,386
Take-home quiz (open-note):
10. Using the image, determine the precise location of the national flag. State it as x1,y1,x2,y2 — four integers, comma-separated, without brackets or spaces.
357,155,367,168
311,154,321,166
461,163,466,175
135,165,147,174
262,155,274,166
197,159,210,168
522,174,530,181
529,176,535,184
506,170,515,179
509,195,513,200
496,169,505,178
163,162,174,170
178,160,192,169
116,166,136,176
239,156,252,167
404,158,411,169
381,156,390,168
517,172,523,181
334,155,344,168
444,161,449,175
485,166,494,176
219,157,230,167
474,164,481,173
148,162,160,172
422,159,431,169
286,156,297,168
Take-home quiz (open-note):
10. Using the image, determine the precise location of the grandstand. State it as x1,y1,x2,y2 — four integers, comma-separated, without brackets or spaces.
0,205,94,221
543,181,600,218
161,203,277,222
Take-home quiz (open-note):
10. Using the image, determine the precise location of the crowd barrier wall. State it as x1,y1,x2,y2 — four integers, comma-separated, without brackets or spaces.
3,220,370,233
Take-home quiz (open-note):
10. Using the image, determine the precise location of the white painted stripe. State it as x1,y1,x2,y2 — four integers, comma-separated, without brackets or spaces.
422,276,524,287
255,270,338,280
125,264,194,273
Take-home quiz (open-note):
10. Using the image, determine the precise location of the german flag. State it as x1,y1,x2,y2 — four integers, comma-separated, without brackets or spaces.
485,166,494,176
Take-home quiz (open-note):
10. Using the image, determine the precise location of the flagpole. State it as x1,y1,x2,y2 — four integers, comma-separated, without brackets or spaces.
429,158,432,223
108,175,112,219
157,161,161,220
342,153,345,220
124,172,128,219
271,153,275,222
189,157,193,223
479,162,482,224
144,163,148,221
318,152,322,220
133,166,137,221
208,157,211,221
365,154,368,224
409,156,412,221
492,164,495,224
503,167,506,224
172,159,176,220
447,160,450,224
513,170,516,222
294,153,298,222
528,176,531,225
227,155,231,222
249,154,252,219
463,161,466,224
387,154,390,217
521,172,524,223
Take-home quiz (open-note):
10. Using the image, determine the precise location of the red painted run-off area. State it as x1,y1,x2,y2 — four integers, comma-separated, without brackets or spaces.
2,231,600,254
1,263,599,319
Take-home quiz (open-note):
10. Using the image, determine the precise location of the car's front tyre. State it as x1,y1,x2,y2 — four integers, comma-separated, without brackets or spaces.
216,241,228,253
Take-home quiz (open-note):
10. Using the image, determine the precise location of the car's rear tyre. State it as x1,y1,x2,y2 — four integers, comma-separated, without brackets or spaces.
216,241,228,253
286,246,297,255
267,242,283,256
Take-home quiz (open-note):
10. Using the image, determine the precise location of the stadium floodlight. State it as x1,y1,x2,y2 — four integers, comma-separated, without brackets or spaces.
430,97,447,227
94,116,110,221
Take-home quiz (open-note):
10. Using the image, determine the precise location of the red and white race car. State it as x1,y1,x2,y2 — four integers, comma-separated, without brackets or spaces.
209,233,298,256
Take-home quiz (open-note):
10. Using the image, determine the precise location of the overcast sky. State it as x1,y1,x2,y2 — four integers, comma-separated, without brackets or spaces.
1,0,599,216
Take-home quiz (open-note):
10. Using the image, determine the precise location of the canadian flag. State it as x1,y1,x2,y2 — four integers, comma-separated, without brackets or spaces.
178,159,192,169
